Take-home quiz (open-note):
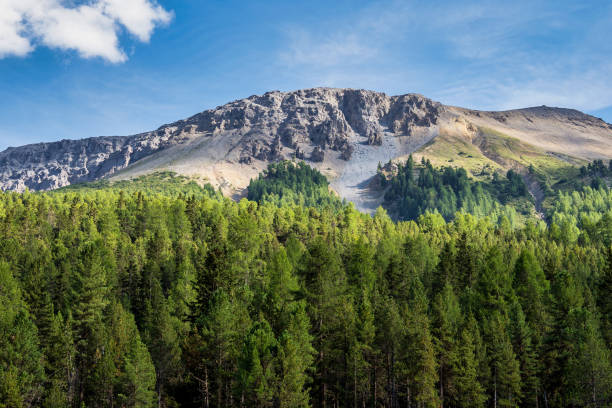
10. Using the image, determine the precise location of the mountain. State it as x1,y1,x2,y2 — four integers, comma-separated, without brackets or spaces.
4,90,612,408
2,87,611,211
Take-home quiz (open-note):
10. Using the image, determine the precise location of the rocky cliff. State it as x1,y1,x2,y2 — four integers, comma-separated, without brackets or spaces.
0,88,443,192
1,88,611,211
0,131,187,191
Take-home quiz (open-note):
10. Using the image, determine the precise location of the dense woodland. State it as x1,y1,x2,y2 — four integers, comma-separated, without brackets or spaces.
1,162,612,408
578,160,612,191
381,156,531,224
579,159,612,179
247,161,343,210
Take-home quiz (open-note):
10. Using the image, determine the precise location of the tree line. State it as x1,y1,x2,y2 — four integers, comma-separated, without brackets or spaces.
380,156,530,224
0,170,611,407
247,161,343,210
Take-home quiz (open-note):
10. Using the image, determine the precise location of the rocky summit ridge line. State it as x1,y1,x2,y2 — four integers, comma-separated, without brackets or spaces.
0,89,442,192
1,87,612,211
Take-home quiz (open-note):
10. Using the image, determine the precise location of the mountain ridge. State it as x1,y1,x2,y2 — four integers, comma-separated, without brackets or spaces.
1,87,611,212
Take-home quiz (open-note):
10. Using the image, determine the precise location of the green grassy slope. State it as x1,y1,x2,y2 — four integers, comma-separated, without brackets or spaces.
54,171,218,197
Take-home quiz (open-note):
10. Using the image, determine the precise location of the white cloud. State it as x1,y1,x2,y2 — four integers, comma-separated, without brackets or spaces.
280,29,377,68
432,61,612,114
33,2,126,62
101,0,172,42
0,0,172,63
0,2,33,57
498,64,612,112
277,0,612,113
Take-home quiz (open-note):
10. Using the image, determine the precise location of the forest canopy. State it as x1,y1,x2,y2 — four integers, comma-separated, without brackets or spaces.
380,156,531,224
247,161,344,210
1,163,612,408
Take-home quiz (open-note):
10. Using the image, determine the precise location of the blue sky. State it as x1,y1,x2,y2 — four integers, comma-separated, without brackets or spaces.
1,0,611,151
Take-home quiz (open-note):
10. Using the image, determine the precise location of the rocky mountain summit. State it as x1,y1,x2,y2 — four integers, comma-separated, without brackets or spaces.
1,87,611,211
0,88,443,192
162,88,442,163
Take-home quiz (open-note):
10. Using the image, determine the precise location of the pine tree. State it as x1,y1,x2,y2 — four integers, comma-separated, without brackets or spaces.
405,279,439,408
0,262,45,408
277,302,314,408
433,282,462,407
488,312,522,408
454,327,486,408
237,320,278,407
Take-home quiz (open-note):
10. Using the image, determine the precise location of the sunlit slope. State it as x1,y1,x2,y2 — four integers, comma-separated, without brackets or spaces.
3,88,611,214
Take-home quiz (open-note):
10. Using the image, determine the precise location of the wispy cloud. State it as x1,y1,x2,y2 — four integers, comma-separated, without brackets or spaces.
499,64,612,111
277,0,612,113
0,0,172,63
280,29,377,68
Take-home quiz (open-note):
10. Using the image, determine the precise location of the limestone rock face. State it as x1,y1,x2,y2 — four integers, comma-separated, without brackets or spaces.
0,131,188,192
310,146,325,162
0,88,445,192
2,87,611,197
175,88,443,159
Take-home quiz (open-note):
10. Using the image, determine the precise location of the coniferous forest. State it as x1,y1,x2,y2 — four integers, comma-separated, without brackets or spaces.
380,156,530,223
1,163,612,408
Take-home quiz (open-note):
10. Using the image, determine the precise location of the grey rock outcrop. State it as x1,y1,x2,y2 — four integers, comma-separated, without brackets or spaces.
294,146,306,160
368,131,383,146
0,130,188,191
167,88,445,166
0,88,446,192
2,87,610,194
311,146,325,162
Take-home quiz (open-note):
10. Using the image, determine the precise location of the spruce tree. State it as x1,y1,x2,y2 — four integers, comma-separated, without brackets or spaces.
109,302,156,408
200,289,251,407
433,282,462,407
43,312,76,408
488,312,522,408
405,279,439,408
566,312,612,407
454,327,486,408
237,320,278,407
277,303,314,408
301,237,351,408
597,246,612,345
144,280,182,406
0,262,45,408
509,302,540,407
